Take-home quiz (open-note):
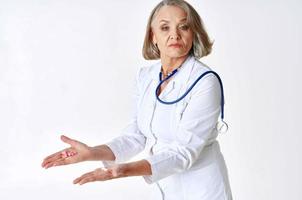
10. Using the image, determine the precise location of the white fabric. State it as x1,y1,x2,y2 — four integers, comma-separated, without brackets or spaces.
103,55,233,200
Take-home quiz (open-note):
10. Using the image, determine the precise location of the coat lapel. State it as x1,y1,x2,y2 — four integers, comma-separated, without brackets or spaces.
148,55,196,102
138,55,197,135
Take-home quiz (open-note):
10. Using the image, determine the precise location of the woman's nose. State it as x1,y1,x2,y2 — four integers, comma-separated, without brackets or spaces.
169,28,180,40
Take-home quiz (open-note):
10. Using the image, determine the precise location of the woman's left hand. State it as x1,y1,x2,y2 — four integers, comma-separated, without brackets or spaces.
73,165,124,185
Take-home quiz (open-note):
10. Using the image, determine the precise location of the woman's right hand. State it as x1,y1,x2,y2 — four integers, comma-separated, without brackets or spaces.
41,135,92,169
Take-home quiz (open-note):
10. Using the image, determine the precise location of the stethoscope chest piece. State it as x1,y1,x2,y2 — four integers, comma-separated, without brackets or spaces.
215,120,229,134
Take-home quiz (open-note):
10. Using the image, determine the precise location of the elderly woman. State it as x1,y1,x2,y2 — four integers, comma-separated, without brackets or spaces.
41,0,233,199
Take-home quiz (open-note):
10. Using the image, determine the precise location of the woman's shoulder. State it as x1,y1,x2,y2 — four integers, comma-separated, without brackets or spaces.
187,58,221,95
136,61,161,82
192,57,213,75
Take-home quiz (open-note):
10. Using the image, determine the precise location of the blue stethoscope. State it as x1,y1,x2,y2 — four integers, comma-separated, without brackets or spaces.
155,65,229,134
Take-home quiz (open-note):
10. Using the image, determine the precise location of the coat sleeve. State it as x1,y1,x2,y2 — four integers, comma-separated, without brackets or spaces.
142,73,222,184
102,68,146,167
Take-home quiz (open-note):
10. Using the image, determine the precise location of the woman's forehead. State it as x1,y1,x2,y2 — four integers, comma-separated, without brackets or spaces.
154,5,187,23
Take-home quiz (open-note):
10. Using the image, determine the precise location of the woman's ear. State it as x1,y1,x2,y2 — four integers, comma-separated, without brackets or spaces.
151,31,157,45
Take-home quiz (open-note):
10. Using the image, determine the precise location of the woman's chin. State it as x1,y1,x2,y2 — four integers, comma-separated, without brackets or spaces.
163,51,188,59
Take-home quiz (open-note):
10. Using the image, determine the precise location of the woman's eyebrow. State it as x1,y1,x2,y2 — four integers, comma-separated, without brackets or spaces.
159,19,169,23
159,18,187,23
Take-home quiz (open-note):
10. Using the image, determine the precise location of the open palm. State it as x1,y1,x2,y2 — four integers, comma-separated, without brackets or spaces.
73,165,122,185
41,135,91,169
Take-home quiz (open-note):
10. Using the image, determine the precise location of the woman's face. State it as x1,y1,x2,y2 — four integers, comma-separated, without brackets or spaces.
151,5,193,59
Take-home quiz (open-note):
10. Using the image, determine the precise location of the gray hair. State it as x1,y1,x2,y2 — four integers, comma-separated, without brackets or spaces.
142,0,214,60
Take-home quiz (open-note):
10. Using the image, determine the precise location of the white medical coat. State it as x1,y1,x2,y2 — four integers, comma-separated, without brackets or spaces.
103,55,233,200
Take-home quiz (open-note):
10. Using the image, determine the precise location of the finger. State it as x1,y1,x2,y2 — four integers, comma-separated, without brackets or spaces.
44,149,80,169
42,150,63,163
44,162,57,169
61,135,79,147
44,160,65,169
42,148,74,168
78,176,96,185
46,156,74,168
43,158,66,169
42,151,64,168
73,171,95,184
50,156,76,167
43,159,60,169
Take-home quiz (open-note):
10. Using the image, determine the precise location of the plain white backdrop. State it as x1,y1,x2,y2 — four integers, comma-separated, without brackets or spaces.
0,0,301,199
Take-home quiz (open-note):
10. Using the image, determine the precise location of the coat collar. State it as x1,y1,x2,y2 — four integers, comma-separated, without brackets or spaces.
149,54,196,82
147,54,196,98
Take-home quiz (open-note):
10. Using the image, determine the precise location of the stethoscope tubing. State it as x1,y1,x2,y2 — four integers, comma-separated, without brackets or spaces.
156,69,225,120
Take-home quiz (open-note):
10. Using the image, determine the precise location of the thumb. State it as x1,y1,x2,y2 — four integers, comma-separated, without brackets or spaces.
61,135,78,146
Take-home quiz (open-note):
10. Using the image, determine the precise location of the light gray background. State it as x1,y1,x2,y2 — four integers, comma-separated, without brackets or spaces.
0,0,301,199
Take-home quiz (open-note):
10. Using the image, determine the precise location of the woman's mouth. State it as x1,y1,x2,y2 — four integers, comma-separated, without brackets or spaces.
168,43,182,48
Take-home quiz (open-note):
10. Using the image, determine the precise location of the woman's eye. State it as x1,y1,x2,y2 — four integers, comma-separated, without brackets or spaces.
161,26,169,31
179,24,189,30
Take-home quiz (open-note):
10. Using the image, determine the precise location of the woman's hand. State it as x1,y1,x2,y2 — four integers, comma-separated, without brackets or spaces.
73,160,152,185
41,135,92,169
73,165,124,185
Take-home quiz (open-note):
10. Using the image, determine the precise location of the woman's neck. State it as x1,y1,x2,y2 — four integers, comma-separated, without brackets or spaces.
160,54,189,75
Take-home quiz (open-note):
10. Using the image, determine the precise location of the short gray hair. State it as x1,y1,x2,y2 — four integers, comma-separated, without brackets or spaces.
142,0,214,60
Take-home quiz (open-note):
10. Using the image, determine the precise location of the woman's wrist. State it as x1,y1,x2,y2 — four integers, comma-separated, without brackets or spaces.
117,160,152,178
88,145,116,161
